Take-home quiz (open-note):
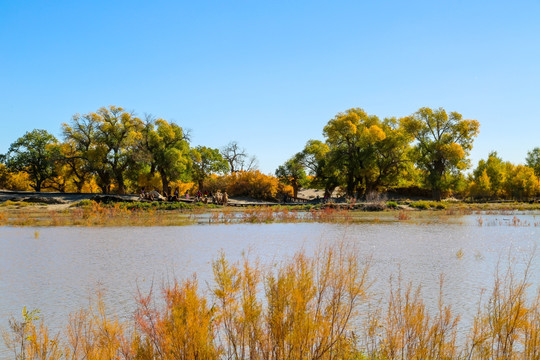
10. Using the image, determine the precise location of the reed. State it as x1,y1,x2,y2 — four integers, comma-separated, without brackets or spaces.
3,245,540,359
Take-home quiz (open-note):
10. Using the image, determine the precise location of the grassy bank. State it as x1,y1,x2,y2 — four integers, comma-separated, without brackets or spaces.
1,199,540,226
3,244,539,359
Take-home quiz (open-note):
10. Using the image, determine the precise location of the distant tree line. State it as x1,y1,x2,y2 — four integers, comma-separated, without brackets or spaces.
0,106,256,196
2,105,540,201
276,107,540,201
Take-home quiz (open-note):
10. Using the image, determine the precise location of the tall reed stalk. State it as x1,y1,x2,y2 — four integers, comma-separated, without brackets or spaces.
3,245,540,359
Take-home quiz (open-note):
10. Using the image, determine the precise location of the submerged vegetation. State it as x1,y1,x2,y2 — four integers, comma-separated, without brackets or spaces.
3,244,540,359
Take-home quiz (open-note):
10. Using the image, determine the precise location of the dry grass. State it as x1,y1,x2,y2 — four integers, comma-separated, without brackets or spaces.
3,245,540,359
1,199,539,227
396,210,411,221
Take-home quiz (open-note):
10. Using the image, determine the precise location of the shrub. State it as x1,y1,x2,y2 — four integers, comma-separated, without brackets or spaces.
410,200,447,210
205,170,293,201
4,247,540,359
73,199,97,207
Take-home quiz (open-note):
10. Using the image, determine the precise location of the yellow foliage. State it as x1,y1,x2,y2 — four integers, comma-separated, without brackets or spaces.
137,172,163,192
204,170,290,201
135,278,220,359
468,169,491,199
503,164,540,200
228,171,284,200
4,246,540,359
170,180,195,196
64,294,127,360
363,124,386,142
0,167,32,191
443,142,465,161
81,177,101,193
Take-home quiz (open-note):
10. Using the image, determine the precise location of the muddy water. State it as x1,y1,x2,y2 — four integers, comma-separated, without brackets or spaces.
0,215,539,353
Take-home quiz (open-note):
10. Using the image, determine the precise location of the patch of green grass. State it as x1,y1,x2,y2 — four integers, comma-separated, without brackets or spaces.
73,200,198,211
118,201,194,211
386,201,398,209
409,200,447,210
0,200,33,208
72,199,96,207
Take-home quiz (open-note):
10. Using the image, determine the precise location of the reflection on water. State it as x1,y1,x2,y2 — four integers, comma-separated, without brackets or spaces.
0,216,539,353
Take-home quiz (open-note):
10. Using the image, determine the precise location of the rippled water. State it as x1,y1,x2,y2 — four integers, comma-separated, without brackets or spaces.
1,214,539,355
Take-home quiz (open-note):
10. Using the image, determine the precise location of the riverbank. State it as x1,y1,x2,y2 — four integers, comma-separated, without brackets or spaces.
1,190,540,227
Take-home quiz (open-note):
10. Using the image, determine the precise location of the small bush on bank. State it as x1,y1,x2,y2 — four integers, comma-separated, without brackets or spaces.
119,201,193,211
409,200,447,210
73,199,96,207
203,171,293,201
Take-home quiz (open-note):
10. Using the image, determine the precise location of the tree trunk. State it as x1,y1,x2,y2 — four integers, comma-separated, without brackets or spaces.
75,181,84,193
347,172,355,197
160,168,169,195
96,171,111,194
115,174,125,194
432,188,442,201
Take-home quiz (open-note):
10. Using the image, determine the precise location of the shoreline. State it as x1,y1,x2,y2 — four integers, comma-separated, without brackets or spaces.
1,190,540,227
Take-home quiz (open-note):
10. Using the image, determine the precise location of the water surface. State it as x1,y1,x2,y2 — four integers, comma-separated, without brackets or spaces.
1,215,539,353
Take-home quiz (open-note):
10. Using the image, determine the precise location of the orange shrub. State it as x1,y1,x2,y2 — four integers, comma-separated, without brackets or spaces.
204,171,293,201
170,180,195,196
0,166,32,191
204,174,229,194
137,172,163,192
228,171,277,200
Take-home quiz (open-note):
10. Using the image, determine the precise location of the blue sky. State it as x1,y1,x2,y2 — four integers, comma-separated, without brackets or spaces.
1,0,539,174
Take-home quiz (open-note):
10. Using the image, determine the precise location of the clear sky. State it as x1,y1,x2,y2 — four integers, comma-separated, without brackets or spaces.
1,0,539,174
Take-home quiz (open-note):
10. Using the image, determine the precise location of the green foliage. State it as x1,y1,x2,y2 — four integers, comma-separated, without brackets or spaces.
62,113,101,192
119,201,194,211
62,105,144,194
297,139,338,197
323,108,387,197
503,164,540,201
74,199,96,207
4,129,61,192
469,152,540,201
275,156,308,199
401,107,480,200
303,109,412,199
526,147,540,177
409,200,447,210
75,200,194,211
94,106,144,194
190,146,229,191
141,118,191,194
470,151,505,199
386,201,398,208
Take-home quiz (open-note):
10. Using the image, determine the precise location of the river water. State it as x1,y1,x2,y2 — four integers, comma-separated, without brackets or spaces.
1,213,539,354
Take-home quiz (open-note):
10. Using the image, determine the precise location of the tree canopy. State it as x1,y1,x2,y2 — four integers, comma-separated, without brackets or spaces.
142,118,191,194
4,129,61,192
526,147,540,177
190,146,229,192
401,107,480,200
275,157,307,199
4,104,539,202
